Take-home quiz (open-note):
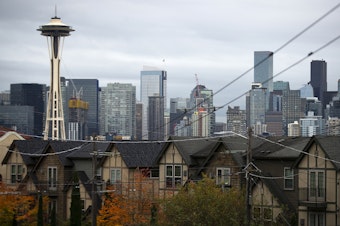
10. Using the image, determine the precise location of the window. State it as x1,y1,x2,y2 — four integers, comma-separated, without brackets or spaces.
284,167,294,190
110,168,121,183
253,207,261,220
150,168,159,178
309,170,325,200
166,165,182,188
216,168,231,186
263,208,272,221
11,164,23,184
48,167,57,190
309,212,325,226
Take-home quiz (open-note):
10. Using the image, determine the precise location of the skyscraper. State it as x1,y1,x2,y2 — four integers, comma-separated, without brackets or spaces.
170,97,190,136
226,106,246,136
254,51,273,92
63,78,99,138
246,83,267,135
282,89,304,135
148,95,164,140
310,60,327,103
99,83,136,139
189,85,215,137
10,83,46,136
140,66,167,140
254,51,273,113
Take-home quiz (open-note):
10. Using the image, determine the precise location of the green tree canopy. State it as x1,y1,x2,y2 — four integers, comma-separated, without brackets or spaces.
161,176,246,226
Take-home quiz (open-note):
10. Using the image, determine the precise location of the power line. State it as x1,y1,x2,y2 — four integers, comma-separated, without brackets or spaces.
172,34,340,137
151,3,340,139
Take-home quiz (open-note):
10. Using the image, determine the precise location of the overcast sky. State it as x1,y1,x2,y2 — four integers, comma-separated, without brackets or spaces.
0,0,339,122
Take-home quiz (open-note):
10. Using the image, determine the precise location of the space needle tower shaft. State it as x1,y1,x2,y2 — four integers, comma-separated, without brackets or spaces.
38,15,74,140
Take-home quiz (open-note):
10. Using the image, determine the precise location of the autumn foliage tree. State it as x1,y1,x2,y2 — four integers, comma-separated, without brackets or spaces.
159,175,247,226
97,169,155,226
0,182,49,226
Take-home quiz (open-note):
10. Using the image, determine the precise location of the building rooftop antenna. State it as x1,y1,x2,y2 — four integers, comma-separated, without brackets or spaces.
55,5,58,18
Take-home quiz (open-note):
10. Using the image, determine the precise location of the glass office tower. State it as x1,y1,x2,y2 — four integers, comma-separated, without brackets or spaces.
140,67,167,140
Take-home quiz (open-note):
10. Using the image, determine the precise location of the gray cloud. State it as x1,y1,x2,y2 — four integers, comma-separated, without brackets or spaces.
1,0,339,122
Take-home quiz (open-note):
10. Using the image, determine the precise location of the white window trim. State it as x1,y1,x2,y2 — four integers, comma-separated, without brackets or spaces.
216,167,231,186
165,165,182,188
110,168,121,184
284,167,294,190
10,164,23,184
48,167,57,190
309,170,325,200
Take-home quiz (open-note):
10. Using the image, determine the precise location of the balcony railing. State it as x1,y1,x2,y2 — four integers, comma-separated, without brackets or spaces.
299,187,326,208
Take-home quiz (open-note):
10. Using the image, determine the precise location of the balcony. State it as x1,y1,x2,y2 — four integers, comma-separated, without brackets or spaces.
299,187,327,209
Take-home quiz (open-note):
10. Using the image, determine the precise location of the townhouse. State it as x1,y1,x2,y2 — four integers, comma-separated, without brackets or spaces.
2,133,339,225
294,136,340,226
251,136,310,225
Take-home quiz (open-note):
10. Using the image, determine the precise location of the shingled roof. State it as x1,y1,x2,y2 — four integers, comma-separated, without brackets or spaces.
116,142,164,168
3,139,48,165
66,142,112,159
252,136,310,160
166,137,219,166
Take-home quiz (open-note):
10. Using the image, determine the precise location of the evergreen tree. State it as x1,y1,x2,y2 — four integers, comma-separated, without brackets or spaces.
37,194,43,226
70,173,82,226
50,204,56,226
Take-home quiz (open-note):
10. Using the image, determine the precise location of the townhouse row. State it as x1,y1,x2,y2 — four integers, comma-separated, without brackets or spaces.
1,130,340,225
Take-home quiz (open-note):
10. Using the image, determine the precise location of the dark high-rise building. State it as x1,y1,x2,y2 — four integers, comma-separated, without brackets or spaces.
282,90,305,135
135,103,143,140
170,97,190,136
10,83,45,136
148,95,164,141
62,78,99,138
310,60,327,103
0,105,34,134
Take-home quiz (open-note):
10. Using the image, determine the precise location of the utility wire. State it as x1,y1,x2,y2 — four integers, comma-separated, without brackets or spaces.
172,34,340,136
146,2,340,139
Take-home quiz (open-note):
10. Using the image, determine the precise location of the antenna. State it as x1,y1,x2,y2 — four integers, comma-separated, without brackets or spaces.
55,5,57,18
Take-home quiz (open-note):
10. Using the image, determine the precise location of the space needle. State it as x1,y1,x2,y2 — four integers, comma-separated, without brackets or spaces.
37,13,74,140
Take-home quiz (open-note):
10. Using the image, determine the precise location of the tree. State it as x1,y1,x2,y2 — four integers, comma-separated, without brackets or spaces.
37,194,43,226
70,173,82,226
0,183,38,225
159,175,247,226
97,170,155,226
50,204,56,226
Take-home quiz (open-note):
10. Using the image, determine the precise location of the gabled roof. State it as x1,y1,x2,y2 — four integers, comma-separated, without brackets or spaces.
2,139,48,165
252,136,310,160
168,136,219,166
294,135,340,170
67,142,111,160
116,142,164,168
220,135,253,151
47,140,86,167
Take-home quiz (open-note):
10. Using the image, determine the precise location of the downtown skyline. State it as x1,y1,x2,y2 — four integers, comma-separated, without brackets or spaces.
1,0,340,122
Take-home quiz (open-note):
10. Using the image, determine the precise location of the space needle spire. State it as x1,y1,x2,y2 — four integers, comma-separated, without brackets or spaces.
38,14,74,140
